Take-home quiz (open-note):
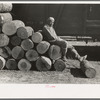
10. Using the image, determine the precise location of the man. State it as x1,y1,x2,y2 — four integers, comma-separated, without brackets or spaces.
42,17,87,62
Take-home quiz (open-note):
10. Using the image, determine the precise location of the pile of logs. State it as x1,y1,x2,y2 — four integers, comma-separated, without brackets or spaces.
0,3,96,78
0,3,66,72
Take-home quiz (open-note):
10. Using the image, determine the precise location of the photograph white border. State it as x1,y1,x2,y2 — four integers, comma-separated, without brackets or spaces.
0,1,100,98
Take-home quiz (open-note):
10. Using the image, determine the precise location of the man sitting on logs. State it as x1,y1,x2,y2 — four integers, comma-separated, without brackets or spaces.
42,17,87,62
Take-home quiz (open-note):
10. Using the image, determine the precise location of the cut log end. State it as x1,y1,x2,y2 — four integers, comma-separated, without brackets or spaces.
21,39,34,51
85,68,96,78
0,34,9,47
36,41,50,54
32,32,43,43
12,46,24,59
0,56,6,70
80,60,96,78
6,59,17,70
54,59,66,71
26,49,39,61
49,45,62,60
36,56,52,71
18,59,31,71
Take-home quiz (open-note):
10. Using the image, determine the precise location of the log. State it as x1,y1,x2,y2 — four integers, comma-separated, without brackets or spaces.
0,46,11,58
0,34,9,47
25,26,34,37
0,3,12,12
0,56,6,70
12,46,24,59
54,59,66,71
36,41,50,54
11,35,21,46
18,59,31,71
0,13,12,26
17,27,29,39
4,46,12,57
36,56,52,71
31,32,43,43
2,20,25,36
21,39,34,51
80,60,96,78
48,45,62,60
6,59,17,70
26,49,39,61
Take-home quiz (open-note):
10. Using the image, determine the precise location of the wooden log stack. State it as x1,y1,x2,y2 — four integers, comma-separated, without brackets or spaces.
0,3,96,78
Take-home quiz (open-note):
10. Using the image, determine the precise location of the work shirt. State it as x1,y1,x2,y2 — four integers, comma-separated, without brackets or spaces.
42,24,58,42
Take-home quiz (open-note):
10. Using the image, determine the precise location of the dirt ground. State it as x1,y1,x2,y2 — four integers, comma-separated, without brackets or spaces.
0,59,100,84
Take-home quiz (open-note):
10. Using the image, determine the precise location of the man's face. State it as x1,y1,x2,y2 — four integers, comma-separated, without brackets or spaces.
48,20,54,27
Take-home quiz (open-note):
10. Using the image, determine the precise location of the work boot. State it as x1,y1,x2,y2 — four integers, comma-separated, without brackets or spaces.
79,55,87,62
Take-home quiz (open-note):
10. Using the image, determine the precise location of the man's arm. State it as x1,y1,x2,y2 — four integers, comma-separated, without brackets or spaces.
42,25,56,42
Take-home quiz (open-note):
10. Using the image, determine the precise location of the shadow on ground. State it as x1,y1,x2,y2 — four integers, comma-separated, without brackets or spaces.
70,68,86,78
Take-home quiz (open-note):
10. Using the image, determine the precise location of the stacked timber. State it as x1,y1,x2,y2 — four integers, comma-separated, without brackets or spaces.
0,3,96,79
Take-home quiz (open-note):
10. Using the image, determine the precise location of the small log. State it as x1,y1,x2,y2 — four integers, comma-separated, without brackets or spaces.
0,3,12,12
36,56,52,71
17,27,29,39
36,41,50,54
0,34,9,47
6,59,17,70
0,13,12,26
26,49,39,61
54,59,66,71
18,59,31,71
2,20,25,36
4,46,12,57
12,46,24,59
0,46,11,58
11,35,21,46
0,56,6,70
21,39,34,51
25,26,34,37
80,60,96,78
31,32,43,43
48,45,62,60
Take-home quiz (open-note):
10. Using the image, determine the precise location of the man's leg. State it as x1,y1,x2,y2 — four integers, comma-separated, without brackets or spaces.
68,44,87,62
52,38,68,61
